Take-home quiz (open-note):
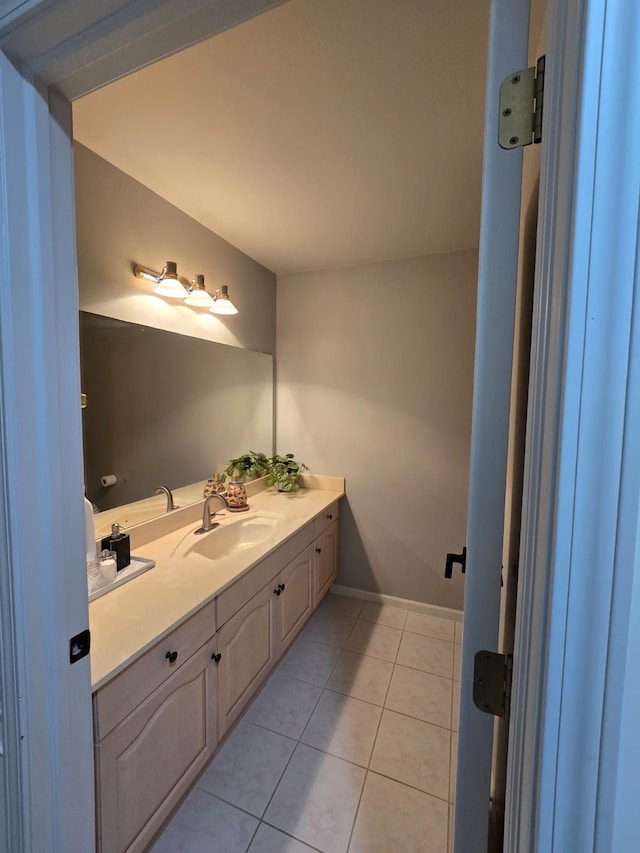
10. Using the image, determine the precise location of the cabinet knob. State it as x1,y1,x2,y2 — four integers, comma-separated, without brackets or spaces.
211,652,222,664
326,513,333,520
280,583,286,591
315,547,322,553
274,586,282,596
165,650,178,664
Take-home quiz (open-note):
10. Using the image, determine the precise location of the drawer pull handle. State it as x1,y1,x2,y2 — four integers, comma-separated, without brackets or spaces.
326,513,333,520
280,583,286,591
165,650,178,664
211,652,222,664
316,547,322,554
274,583,286,596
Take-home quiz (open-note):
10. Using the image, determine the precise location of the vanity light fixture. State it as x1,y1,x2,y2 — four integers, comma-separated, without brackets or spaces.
184,274,214,308
133,261,190,299
133,261,239,315
210,285,238,315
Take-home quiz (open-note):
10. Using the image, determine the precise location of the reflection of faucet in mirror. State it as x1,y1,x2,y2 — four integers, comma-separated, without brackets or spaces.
196,493,228,534
154,485,179,513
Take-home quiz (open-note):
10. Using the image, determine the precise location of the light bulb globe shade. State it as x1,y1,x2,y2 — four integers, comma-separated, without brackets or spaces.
185,290,214,307
153,279,189,299
210,286,238,315
184,274,214,307
152,261,188,299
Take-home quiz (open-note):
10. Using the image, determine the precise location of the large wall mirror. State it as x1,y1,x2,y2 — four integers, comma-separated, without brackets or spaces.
80,311,274,530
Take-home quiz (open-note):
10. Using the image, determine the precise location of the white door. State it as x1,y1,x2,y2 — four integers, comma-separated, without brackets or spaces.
454,0,531,850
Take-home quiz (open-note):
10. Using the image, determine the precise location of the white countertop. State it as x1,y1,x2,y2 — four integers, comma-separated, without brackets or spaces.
89,483,344,691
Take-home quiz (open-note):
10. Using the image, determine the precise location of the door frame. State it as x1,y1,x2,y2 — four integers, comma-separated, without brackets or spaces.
506,0,640,849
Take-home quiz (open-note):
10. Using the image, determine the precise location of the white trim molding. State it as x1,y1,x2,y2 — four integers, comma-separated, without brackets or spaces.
330,584,463,622
0,59,95,851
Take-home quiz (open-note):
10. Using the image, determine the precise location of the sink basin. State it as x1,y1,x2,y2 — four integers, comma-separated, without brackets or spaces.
187,514,279,560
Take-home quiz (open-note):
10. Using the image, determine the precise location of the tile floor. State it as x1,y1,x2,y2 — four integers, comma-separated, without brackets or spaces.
151,593,462,853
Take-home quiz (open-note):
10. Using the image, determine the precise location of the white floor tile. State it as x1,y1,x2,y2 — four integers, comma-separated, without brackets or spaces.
452,681,460,732
320,593,365,618
349,771,448,853
385,665,452,729
450,732,458,803
396,632,454,678
245,674,322,739
197,721,295,817
151,788,258,853
370,709,451,800
276,637,342,687
345,621,402,662
327,650,394,706
301,689,382,767
453,643,462,681
301,609,357,647
265,743,366,853
249,823,316,852
404,611,455,642
359,602,408,630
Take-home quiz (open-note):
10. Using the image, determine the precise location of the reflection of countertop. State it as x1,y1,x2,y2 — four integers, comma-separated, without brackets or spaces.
89,481,344,692
93,480,210,539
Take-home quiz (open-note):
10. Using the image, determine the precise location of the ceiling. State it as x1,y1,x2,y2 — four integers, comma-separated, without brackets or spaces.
72,0,490,275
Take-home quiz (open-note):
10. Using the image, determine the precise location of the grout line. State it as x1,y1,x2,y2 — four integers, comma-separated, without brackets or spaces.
365,768,452,806
195,789,262,823
259,819,324,851
403,627,457,643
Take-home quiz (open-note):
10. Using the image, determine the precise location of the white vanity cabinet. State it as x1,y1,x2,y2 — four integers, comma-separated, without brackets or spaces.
312,502,339,604
216,581,275,738
93,604,218,853
216,543,316,739
91,494,342,852
273,544,314,655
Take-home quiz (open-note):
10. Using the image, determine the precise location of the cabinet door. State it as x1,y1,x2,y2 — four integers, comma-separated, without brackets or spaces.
217,583,275,738
95,637,218,853
275,545,313,655
313,521,338,605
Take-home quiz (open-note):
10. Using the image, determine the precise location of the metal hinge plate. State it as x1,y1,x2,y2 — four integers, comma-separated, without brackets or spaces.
498,55,545,149
473,651,513,718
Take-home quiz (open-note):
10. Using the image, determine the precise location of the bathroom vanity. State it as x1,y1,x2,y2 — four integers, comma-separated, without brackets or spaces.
89,478,343,853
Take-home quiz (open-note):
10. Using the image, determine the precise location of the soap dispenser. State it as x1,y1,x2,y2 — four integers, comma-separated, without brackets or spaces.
100,523,131,573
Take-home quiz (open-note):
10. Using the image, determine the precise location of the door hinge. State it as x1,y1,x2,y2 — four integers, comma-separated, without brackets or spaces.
498,55,545,149
473,651,512,719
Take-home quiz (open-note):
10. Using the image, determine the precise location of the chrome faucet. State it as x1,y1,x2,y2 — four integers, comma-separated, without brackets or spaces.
197,492,228,534
154,485,178,513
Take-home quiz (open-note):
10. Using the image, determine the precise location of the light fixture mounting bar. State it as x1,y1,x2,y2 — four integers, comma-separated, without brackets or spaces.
133,263,161,283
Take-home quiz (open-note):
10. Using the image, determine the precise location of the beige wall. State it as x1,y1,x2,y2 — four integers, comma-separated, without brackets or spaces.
276,251,477,610
74,144,276,354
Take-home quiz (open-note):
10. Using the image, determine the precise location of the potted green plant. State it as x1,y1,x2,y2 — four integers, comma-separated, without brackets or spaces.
224,451,269,510
265,453,309,493
225,451,269,481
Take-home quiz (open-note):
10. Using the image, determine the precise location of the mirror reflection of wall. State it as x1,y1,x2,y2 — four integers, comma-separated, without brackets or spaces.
73,143,277,528
80,311,273,511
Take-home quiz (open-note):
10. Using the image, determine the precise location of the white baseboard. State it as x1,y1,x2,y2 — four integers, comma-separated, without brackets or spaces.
330,584,463,622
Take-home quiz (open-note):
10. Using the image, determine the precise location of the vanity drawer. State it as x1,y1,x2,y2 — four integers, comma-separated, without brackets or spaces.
93,600,216,741
313,501,340,539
